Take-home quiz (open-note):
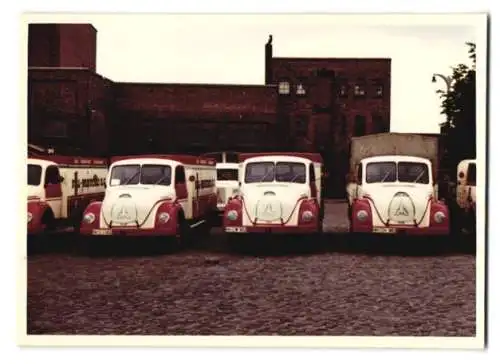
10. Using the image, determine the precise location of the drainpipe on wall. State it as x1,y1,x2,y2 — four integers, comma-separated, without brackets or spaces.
265,34,273,85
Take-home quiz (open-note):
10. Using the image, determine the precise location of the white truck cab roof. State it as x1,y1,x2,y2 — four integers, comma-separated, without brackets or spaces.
216,162,239,170
243,155,314,165
28,158,57,168
110,157,182,168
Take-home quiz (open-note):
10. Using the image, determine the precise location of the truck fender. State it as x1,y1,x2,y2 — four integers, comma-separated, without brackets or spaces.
28,200,54,231
154,200,184,230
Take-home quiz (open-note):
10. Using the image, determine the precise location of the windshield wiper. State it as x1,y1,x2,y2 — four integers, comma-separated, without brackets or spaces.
412,170,426,183
289,173,305,183
153,175,170,186
380,170,393,183
122,171,141,185
258,168,275,183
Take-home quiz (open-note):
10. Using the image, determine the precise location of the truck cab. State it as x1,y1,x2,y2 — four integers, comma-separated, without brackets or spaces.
347,155,449,235
80,155,217,244
223,153,323,235
456,159,476,233
27,159,65,233
215,162,240,213
27,156,108,236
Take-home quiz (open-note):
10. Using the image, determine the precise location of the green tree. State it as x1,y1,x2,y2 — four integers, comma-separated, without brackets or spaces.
437,42,476,170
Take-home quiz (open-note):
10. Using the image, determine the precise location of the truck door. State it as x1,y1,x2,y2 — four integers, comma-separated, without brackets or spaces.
457,161,472,209
174,165,189,217
466,162,476,210
44,165,63,218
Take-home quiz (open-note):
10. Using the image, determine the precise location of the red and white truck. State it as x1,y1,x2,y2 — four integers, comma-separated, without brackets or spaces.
346,133,450,236
79,154,218,246
456,158,476,234
27,155,108,236
215,162,240,215
223,152,324,237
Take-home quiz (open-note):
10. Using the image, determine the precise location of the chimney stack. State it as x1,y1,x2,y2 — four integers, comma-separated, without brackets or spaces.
265,34,273,84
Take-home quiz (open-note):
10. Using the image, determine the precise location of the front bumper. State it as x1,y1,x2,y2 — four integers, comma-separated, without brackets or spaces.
352,225,449,236
80,226,177,237
224,224,318,234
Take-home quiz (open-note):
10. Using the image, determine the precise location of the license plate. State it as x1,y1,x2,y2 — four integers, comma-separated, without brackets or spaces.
225,226,247,233
373,227,396,234
92,229,112,236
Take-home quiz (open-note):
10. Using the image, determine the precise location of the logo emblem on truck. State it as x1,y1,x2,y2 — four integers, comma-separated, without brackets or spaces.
264,203,273,214
116,206,131,220
387,191,415,223
394,202,409,216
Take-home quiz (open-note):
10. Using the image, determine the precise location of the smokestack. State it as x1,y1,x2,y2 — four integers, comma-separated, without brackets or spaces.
265,34,273,84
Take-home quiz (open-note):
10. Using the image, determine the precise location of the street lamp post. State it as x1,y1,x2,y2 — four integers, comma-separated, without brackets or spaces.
432,73,454,205
432,73,454,128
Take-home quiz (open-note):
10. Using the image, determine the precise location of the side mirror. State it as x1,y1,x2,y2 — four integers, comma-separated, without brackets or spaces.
238,181,242,187
58,176,65,183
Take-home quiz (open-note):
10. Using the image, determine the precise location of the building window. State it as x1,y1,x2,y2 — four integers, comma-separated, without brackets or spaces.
354,115,366,136
372,79,384,98
372,113,387,133
337,78,349,98
296,83,306,96
278,81,290,95
354,84,366,97
296,116,309,137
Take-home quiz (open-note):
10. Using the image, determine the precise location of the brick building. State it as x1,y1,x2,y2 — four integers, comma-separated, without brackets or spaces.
27,23,391,197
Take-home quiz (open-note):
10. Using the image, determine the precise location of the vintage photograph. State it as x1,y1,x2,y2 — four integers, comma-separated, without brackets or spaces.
22,13,485,346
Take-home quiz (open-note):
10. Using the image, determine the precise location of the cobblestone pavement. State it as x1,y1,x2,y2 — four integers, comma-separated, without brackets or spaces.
26,202,476,336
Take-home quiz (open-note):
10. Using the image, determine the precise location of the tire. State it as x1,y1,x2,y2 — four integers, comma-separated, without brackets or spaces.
41,209,56,232
173,214,190,250
70,208,84,235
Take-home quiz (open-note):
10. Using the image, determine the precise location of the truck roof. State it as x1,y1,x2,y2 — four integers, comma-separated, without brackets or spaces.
110,154,216,166
28,156,107,167
362,155,432,164
239,152,323,163
216,162,239,169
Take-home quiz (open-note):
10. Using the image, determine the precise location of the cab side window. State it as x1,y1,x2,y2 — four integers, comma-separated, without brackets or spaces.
466,163,476,186
175,166,186,184
45,166,60,185
309,164,316,183
357,163,363,183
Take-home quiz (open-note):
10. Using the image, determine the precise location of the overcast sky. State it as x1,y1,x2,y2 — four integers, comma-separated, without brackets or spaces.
30,14,481,134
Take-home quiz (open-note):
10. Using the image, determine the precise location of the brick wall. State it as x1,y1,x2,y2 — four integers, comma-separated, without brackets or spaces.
28,23,97,71
28,69,111,156
111,83,279,155
58,24,97,71
270,57,391,197
28,24,59,67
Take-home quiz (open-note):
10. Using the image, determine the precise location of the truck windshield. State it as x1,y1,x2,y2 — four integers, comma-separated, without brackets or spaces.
28,164,42,186
109,164,172,186
245,162,306,184
366,161,429,184
217,169,238,181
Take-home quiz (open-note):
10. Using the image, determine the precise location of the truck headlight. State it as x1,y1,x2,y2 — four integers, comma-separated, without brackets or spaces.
227,210,238,221
157,212,170,224
83,212,96,224
27,212,33,223
434,211,446,224
356,210,368,222
301,210,314,222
